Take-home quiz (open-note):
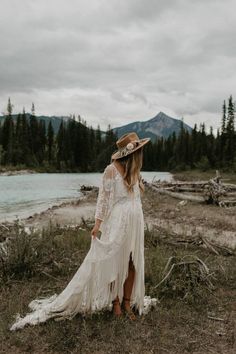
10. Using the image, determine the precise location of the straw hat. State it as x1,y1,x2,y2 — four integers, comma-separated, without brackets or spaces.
111,132,150,160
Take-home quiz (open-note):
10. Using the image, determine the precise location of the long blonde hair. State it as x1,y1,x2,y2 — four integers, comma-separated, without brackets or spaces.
111,147,145,193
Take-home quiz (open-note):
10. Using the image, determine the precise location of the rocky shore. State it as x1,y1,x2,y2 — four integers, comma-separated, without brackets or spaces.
1,179,235,252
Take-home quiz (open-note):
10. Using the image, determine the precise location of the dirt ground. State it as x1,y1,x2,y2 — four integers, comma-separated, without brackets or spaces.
0,221,235,354
142,184,236,251
23,190,98,231
14,171,236,252
0,171,235,353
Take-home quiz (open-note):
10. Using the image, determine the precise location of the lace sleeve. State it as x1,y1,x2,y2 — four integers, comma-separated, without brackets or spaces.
95,164,115,222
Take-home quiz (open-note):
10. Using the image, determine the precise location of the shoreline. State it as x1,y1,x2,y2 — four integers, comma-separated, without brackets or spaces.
1,181,236,252
0,168,171,176
0,169,37,176
1,185,235,353
1,165,236,252
0,188,98,232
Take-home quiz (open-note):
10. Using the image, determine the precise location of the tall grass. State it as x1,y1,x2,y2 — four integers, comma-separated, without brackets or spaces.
0,222,235,353
0,220,91,284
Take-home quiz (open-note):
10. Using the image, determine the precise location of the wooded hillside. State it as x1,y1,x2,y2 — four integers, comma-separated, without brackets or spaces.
0,96,235,172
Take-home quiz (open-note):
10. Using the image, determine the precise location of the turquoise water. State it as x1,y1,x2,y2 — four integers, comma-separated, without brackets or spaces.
0,171,172,222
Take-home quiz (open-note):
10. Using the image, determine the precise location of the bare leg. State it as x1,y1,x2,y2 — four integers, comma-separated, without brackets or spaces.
123,253,136,319
111,253,136,318
111,280,122,316
112,295,122,316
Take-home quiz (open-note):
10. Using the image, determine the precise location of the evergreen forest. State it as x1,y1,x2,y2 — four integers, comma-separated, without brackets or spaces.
0,96,235,172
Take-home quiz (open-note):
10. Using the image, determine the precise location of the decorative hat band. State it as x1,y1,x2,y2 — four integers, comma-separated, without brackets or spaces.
115,140,140,157
111,132,150,160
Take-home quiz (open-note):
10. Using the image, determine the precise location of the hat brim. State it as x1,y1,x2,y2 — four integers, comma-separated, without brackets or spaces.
111,137,151,160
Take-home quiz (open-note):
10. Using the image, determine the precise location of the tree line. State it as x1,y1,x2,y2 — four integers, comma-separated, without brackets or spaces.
0,96,235,172
0,99,117,172
142,95,235,172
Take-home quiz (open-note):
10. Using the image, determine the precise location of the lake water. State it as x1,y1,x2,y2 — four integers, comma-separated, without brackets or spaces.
0,171,173,222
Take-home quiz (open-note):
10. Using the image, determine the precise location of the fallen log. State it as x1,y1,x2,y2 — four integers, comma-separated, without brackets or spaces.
219,199,236,207
153,255,215,294
80,184,97,191
150,184,205,203
150,170,236,206
226,192,236,196
203,178,227,205
153,181,209,187
167,186,206,193
223,183,236,191
145,221,235,255
154,181,236,193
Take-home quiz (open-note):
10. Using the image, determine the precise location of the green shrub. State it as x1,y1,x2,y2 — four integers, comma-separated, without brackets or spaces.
194,156,210,171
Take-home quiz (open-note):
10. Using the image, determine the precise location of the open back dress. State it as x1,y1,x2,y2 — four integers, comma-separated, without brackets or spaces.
10,162,156,331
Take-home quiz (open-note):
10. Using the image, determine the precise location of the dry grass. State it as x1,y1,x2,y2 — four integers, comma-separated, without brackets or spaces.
0,221,235,354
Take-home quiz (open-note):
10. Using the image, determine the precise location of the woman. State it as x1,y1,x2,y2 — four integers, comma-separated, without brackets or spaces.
91,132,150,319
10,132,154,331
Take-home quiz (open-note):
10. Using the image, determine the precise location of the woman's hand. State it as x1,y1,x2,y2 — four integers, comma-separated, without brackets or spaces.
91,225,99,239
91,219,102,239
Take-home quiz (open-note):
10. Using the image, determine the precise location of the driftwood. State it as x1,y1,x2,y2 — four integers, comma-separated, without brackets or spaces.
151,180,209,187
223,183,236,191
80,184,97,191
207,316,226,322
163,186,208,193
154,255,215,295
150,185,205,202
147,228,234,256
150,170,236,207
0,224,10,231
219,200,236,207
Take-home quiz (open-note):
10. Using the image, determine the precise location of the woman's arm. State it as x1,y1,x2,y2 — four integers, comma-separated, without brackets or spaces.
91,218,102,239
91,165,115,239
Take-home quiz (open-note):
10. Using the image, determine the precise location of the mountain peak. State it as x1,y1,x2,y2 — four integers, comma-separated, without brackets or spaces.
113,111,192,141
150,111,179,122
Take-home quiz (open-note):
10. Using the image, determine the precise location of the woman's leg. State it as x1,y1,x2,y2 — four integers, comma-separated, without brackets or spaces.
110,281,122,316
112,295,122,316
112,253,136,317
123,253,136,318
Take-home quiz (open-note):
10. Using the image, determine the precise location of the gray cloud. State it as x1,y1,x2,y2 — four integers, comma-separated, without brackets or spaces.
0,0,235,131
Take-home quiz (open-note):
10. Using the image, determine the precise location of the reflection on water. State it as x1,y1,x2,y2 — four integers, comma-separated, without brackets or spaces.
0,171,173,222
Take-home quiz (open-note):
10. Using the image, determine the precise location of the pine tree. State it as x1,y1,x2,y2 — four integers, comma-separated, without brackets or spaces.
221,100,227,134
47,121,54,163
215,128,221,168
31,102,35,116
14,113,23,164
174,118,186,168
225,95,235,164
37,120,46,164
207,126,216,167
3,98,14,164
22,108,32,164
56,121,65,169
29,108,40,166
95,125,102,153
220,100,227,165
74,121,82,168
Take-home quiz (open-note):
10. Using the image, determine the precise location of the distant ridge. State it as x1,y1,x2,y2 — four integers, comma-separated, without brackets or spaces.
0,114,71,134
113,111,192,141
0,111,192,139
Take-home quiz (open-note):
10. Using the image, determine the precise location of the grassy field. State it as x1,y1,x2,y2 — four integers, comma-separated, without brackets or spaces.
0,221,235,354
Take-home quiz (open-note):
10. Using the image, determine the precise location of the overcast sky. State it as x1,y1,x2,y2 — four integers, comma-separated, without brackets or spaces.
0,0,235,132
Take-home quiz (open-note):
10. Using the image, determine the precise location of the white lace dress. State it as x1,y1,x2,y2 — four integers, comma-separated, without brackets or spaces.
10,162,157,331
